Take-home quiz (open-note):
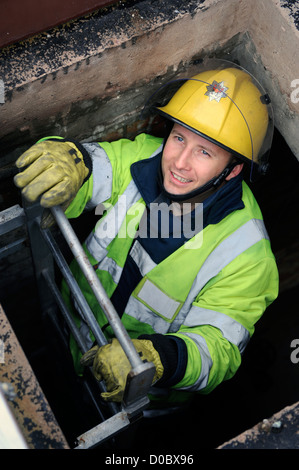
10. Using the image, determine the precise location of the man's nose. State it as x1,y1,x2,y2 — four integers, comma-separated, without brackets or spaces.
175,147,192,170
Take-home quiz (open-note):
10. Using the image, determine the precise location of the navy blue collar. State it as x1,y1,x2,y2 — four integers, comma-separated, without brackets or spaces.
131,152,163,206
130,152,244,227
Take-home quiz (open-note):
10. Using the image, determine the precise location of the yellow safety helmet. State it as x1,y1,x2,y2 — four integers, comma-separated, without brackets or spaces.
155,61,273,173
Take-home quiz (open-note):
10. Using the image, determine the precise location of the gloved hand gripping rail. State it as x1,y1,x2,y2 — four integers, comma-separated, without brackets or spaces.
49,206,156,448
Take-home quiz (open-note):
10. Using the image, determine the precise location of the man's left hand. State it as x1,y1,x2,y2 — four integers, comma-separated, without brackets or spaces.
80,338,164,402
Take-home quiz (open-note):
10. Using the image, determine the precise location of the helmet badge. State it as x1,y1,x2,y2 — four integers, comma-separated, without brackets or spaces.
205,80,228,102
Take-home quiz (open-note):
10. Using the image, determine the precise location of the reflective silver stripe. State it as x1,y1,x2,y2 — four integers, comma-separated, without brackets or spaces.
79,321,94,350
95,256,124,285
85,144,161,262
138,279,181,320
194,219,268,287
84,146,162,282
170,218,269,333
86,179,142,262
148,144,163,159
183,306,250,354
125,300,213,391
177,332,212,392
82,143,113,210
125,296,171,334
130,240,157,277
127,219,268,338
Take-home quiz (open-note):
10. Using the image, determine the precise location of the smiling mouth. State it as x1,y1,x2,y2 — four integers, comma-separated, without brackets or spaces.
171,171,192,184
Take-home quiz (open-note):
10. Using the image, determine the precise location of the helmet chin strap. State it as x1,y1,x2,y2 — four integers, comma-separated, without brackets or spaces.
159,161,239,203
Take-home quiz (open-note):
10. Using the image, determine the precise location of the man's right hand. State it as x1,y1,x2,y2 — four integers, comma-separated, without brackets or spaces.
14,140,90,208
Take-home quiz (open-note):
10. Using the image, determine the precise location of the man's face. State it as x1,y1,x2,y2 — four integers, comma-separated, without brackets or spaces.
161,123,233,196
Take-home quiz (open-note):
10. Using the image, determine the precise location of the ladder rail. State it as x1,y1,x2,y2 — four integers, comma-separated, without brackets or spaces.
48,206,156,448
41,228,108,348
50,206,148,372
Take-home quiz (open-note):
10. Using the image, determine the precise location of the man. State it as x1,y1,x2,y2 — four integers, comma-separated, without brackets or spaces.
14,61,279,405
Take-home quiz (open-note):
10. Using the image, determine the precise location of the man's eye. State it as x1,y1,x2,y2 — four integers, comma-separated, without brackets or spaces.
176,136,184,142
201,149,210,156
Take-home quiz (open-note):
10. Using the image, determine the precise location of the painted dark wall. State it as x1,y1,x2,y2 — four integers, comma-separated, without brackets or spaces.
0,0,118,48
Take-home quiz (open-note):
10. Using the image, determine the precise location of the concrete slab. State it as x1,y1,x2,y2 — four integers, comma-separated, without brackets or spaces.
218,401,299,449
0,303,69,449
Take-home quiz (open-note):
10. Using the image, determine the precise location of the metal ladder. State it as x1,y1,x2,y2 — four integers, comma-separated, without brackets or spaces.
1,201,156,449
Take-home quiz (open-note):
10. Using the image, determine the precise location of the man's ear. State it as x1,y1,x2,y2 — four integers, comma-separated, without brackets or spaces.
226,163,244,181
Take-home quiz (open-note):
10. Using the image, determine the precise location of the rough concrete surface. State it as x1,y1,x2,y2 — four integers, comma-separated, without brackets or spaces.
0,304,69,449
219,401,299,449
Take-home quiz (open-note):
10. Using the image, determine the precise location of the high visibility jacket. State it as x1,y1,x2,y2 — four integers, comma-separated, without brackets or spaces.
63,133,278,401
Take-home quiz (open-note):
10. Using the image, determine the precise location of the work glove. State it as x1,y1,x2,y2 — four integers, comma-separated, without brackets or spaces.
14,140,91,228
80,338,164,402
